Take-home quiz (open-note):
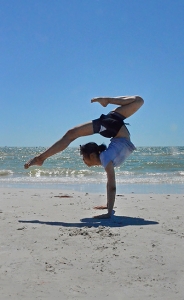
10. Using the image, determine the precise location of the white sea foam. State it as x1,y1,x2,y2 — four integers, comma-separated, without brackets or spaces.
0,170,13,176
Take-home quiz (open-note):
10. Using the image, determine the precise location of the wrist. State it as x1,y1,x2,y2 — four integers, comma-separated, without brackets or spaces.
107,210,112,217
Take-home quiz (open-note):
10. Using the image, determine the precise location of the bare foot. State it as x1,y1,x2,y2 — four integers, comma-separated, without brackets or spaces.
24,156,44,169
93,205,108,210
91,97,109,107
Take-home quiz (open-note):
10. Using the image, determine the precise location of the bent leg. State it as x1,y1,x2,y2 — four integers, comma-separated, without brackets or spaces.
24,122,94,169
113,96,144,119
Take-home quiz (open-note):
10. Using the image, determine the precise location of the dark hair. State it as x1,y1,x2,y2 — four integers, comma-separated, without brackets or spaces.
80,142,107,157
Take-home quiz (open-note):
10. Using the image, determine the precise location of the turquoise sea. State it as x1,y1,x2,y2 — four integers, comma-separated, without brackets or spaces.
0,146,184,194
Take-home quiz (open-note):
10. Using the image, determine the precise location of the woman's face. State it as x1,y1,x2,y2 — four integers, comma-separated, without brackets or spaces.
82,154,95,167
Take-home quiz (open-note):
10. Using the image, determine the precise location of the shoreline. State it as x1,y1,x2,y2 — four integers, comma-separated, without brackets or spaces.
0,182,184,194
0,188,184,299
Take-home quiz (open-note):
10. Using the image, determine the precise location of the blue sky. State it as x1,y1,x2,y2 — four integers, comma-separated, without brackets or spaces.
1,0,184,147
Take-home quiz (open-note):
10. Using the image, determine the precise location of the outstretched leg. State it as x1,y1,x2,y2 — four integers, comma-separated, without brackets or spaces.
24,122,94,169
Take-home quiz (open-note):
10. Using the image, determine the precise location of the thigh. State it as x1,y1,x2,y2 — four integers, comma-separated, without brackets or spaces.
69,121,94,138
113,98,143,118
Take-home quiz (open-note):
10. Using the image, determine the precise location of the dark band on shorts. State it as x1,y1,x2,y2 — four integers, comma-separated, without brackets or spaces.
92,111,127,138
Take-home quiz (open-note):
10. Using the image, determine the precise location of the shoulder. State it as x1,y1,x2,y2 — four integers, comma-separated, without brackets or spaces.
99,139,117,168
105,159,114,168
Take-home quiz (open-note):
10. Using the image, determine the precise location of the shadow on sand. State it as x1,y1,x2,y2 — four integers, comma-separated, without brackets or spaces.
19,214,159,228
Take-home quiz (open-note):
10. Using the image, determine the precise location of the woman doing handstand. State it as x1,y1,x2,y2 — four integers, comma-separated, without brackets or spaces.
24,95,144,218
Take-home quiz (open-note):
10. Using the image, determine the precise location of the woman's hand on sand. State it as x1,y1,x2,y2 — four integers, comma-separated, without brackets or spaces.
93,213,111,219
91,97,109,107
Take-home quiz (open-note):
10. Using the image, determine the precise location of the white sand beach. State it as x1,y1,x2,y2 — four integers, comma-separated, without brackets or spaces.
0,188,184,300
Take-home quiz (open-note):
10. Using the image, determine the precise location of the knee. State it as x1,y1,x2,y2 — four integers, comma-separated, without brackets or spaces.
65,128,79,142
136,95,144,106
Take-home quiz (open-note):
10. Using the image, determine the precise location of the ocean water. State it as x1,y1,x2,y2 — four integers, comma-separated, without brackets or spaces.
0,146,184,194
